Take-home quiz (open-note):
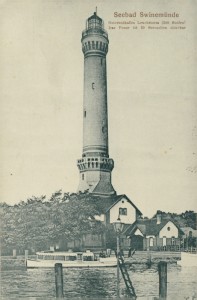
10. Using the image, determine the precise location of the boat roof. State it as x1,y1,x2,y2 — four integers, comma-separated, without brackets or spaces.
36,251,78,256
82,252,94,256
36,251,94,256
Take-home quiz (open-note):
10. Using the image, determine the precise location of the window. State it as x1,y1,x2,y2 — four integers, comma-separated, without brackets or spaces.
82,174,84,180
55,256,65,261
84,110,86,117
167,227,170,231
92,82,95,89
119,208,127,216
171,237,175,245
149,237,154,247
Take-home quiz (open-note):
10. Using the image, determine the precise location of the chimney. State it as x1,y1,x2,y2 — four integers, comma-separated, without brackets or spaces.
157,213,162,224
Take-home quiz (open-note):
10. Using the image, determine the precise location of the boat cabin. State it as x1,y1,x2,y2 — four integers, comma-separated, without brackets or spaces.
37,252,78,261
82,251,94,261
36,251,95,262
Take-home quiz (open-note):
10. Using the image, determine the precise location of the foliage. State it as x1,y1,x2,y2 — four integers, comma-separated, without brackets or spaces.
153,210,196,229
105,224,117,250
0,191,105,253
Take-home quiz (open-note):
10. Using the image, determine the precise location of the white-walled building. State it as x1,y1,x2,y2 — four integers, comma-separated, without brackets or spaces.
124,214,183,251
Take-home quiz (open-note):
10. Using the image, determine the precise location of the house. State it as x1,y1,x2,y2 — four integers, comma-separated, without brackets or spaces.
180,227,197,249
95,194,142,225
180,227,197,238
67,194,142,251
123,214,183,251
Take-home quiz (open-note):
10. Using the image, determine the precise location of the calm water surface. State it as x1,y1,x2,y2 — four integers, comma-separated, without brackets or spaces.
1,264,197,299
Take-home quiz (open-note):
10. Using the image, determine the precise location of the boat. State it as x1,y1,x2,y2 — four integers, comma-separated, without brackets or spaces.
26,250,117,268
177,251,197,266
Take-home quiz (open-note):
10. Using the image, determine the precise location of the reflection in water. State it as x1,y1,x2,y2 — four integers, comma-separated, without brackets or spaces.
65,268,117,298
1,264,197,299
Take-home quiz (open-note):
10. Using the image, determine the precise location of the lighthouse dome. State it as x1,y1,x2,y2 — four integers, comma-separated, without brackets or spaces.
87,12,103,30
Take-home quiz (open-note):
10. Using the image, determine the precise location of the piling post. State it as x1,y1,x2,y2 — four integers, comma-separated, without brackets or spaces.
146,249,152,267
25,250,28,266
55,263,64,299
13,249,17,258
158,261,167,300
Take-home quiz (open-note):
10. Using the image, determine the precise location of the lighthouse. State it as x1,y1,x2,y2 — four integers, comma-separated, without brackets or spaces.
77,12,116,196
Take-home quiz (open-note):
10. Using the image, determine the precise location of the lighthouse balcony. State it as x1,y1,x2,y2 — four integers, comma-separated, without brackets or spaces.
82,28,108,39
82,39,108,56
77,157,114,172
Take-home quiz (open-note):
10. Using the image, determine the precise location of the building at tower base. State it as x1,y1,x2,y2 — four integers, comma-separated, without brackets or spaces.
65,194,142,251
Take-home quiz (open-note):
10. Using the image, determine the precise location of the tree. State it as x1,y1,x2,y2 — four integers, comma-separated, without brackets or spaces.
1,191,105,253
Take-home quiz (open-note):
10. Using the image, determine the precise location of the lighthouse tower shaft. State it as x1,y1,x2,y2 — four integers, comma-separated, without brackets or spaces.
77,12,116,196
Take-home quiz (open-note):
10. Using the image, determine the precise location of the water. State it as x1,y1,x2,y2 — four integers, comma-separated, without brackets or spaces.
1,264,197,299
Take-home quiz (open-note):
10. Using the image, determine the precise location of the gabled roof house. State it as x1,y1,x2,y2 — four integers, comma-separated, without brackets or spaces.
123,214,183,251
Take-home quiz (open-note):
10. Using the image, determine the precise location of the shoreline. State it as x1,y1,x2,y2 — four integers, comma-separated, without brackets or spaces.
1,251,181,271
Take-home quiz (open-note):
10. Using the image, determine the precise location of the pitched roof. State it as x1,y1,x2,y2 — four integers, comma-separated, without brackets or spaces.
180,227,197,237
91,180,115,196
91,195,116,214
105,194,142,215
124,217,182,237
90,194,142,216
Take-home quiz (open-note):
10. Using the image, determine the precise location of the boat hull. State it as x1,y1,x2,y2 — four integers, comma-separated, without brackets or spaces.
177,252,197,266
26,257,117,268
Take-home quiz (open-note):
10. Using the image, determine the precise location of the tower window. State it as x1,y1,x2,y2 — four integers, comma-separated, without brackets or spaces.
84,110,86,117
88,41,91,50
82,174,84,180
92,82,95,90
96,41,98,49
101,58,103,65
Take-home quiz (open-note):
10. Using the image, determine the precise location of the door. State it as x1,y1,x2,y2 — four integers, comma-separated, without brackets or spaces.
130,235,144,250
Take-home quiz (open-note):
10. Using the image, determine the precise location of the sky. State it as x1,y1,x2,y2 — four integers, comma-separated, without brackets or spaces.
0,0,197,217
